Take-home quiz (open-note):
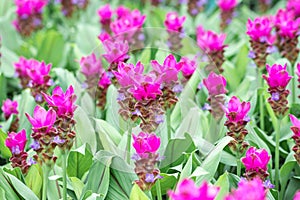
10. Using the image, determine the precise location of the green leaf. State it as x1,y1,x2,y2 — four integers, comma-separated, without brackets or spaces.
70,177,85,199
280,153,296,198
196,136,233,184
151,173,177,196
129,184,149,200
25,165,42,198
67,144,93,179
0,74,7,106
0,129,11,159
215,172,230,200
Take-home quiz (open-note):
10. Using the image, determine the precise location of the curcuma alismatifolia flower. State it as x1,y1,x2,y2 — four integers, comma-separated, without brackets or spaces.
43,85,77,151
203,72,227,121
197,26,227,73
14,57,53,103
296,63,300,99
98,4,113,33
56,0,89,18
168,178,219,200
289,114,300,164
287,0,300,18
1,99,20,132
5,129,30,174
224,96,251,155
187,0,207,17
274,9,300,65
246,17,275,68
225,178,267,200
262,63,292,117
294,190,300,200
217,0,238,31
241,147,270,181
26,105,58,167
132,132,162,191
13,0,47,36
164,12,186,52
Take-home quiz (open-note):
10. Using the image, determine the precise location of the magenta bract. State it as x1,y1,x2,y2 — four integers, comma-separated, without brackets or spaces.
203,72,227,96
5,129,27,154
225,96,251,123
164,12,186,32
246,17,275,45
242,147,270,172
217,0,238,11
1,99,18,119
132,132,160,155
263,63,292,88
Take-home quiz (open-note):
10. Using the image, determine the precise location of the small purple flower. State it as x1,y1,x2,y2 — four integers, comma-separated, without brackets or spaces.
155,115,164,124
30,140,40,150
202,103,211,111
263,179,275,189
117,93,125,101
138,33,145,41
197,82,204,90
271,92,280,101
197,0,207,7
27,157,36,165
266,46,277,54
145,173,155,183
53,136,65,144
11,146,21,155
35,94,43,102
172,84,183,93
248,51,256,59
131,153,140,161
132,109,141,116
243,115,251,122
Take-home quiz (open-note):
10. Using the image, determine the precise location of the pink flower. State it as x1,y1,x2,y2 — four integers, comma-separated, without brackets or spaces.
294,190,300,200
179,57,197,78
43,85,77,117
262,63,292,88
241,147,270,172
5,129,27,154
287,0,300,17
1,99,18,119
132,132,160,155
164,12,186,32
98,32,111,42
217,0,238,11
246,17,275,45
296,63,300,78
203,72,227,96
98,72,111,88
225,178,266,200
151,54,181,84
274,9,300,38
225,96,251,123
79,53,103,77
289,114,300,137
115,6,131,19
168,179,219,200
25,105,56,133
197,26,227,52
15,0,48,18
113,62,144,87
14,57,31,78
102,39,130,64
98,4,112,23
131,82,162,101
26,60,52,85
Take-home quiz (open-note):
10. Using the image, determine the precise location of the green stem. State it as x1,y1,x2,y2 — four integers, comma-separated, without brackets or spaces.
236,151,241,177
275,118,281,191
62,151,68,200
259,69,265,130
42,165,51,200
292,64,296,104
167,109,172,140
156,179,162,200
126,122,132,164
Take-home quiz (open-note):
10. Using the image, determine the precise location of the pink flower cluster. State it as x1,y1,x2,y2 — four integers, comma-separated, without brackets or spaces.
98,4,113,26
242,147,270,173
132,132,160,156
164,12,186,32
225,96,251,123
5,129,27,155
289,114,300,163
217,0,238,11
263,64,292,89
287,0,300,17
1,99,18,120
203,72,227,96
168,179,219,200
274,9,300,39
102,39,130,64
197,26,227,53
15,0,47,18
179,56,197,78
246,17,275,45
225,178,267,200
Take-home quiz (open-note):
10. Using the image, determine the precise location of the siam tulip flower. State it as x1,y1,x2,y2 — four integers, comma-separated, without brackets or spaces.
132,132,160,156
5,129,27,154
102,39,130,68
80,53,103,77
287,0,300,18
96,72,111,108
98,4,113,33
296,63,300,99
132,132,162,191
241,147,270,180
203,72,227,121
168,179,219,200
294,190,300,200
130,82,162,101
113,62,144,87
224,96,251,155
5,129,30,174
25,105,56,133
115,6,131,19
196,26,227,73
217,0,238,30
179,56,197,79
274,9,300,65
57,0,89,18
1,99,18,120
98,32,111,42
26,105,58,167
164,12,186,51
246,17,275,68
289,114,300,164
13,0,48,36
14,57,32,88
225,178,267,200
262,63,292,116
26,60,52,86
187,0,207,17
98,72,111,89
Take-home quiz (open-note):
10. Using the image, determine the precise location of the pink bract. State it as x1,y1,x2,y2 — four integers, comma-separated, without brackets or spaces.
225,96,251,123
1,99,18,119
15,0,48,17
217,0,238,11
246,17,275,45
290,114,300,137
102,39,130,64
98,4,112,22
5,129,27,154
113,62,144,87
241,147,270,172
274,9,300,38
197,26,227,53
179,57,197,77
79,53,104,77
262,63,292,88
203,72,227,96
164,12,186,32
132,132,160,155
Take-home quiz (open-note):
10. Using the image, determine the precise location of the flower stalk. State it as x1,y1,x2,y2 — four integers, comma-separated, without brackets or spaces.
42,165,50,200
275,118,281,190
62,151,68,200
